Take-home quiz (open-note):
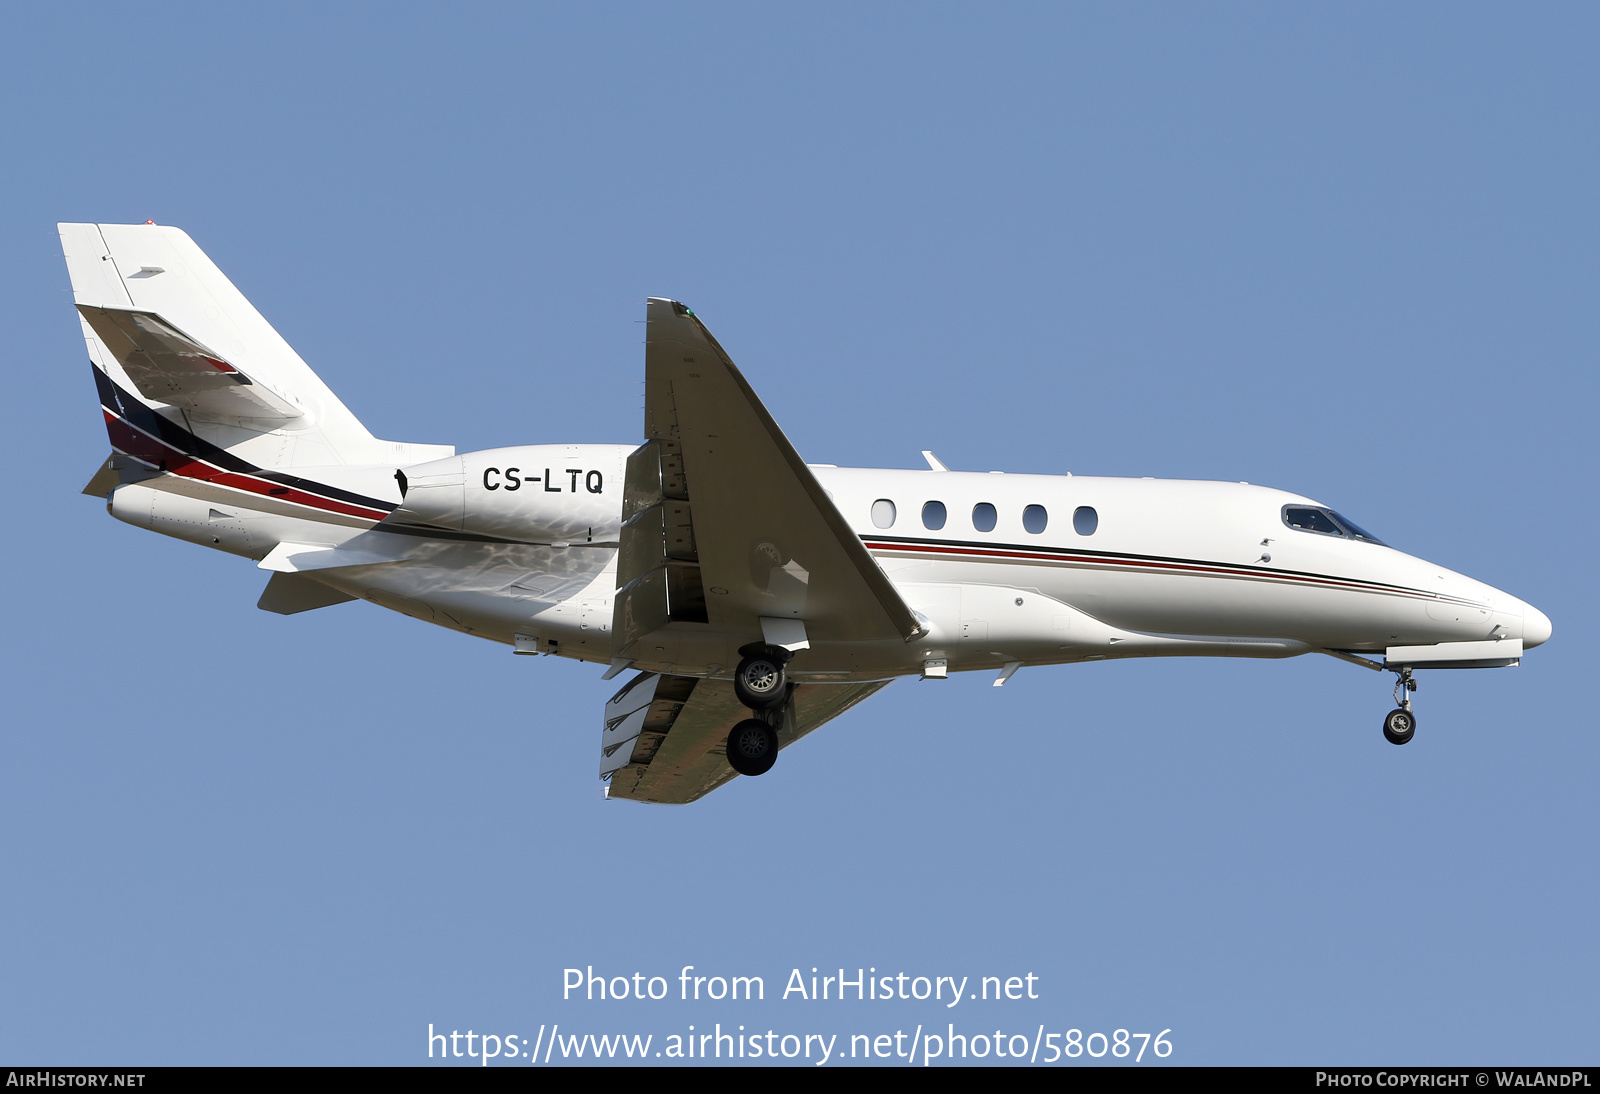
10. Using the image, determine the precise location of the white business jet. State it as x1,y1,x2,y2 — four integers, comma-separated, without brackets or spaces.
62,223,1552,804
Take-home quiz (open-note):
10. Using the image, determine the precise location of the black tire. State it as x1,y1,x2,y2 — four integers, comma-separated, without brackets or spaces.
726,718,778,776
733,655,786,710
1383,707,1416,746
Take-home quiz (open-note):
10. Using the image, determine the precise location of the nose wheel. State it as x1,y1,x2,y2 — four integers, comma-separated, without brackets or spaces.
1383,705,1416,745
1383,668,1418,745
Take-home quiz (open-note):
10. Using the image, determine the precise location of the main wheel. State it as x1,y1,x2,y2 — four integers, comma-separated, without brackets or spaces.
733,654,786,710
726,718,778,776
1383,707,1416,746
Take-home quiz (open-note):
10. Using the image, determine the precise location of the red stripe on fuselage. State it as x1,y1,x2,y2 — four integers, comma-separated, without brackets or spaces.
102,409,388,522
862,538,1438,602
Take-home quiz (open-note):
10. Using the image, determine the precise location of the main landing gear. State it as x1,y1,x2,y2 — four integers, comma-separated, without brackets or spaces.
1383,667,1418,746
734,648,788,710
726,645,792,777
726,718,779,776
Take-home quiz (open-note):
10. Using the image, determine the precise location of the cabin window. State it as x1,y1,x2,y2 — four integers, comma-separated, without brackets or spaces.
922,501,947,530
1023,504,1048,534
1073,506,1098,536
1283,506,1345,537
972,502,997,532
871,499,897,529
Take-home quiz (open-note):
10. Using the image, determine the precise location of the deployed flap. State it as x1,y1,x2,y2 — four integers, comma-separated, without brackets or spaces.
615,298,919,650
257,572,358,615
605,674,891,805
599,671,673,778
77,304,302,420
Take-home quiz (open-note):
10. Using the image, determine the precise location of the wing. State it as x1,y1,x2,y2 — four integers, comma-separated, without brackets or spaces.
602,672,891,804
76,304,302,420
611,298,920,655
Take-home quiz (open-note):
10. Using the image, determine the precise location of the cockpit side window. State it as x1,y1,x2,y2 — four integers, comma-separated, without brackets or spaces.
1284,507,1343,536
1282,505,1386,545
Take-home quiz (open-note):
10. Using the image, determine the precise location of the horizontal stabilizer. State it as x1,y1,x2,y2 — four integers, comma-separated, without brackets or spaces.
77,304,302,420
81,453,162,497
80,456,120,498
258,572,358,615
258,538,414,573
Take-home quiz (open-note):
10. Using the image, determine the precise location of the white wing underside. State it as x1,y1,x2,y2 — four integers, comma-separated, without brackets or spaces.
613,297,919,652
601,298,913,802
603,672,890,804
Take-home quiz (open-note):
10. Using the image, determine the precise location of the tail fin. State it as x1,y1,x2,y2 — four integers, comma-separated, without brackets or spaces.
60,222,451,473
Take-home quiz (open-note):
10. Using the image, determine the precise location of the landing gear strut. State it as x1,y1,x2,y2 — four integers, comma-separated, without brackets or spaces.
727,644,793,776
1383,667,1417,746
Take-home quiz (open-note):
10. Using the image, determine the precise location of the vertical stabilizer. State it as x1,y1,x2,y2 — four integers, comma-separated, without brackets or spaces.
60,222,452,473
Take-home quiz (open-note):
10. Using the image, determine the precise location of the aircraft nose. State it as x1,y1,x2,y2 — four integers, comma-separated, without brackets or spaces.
1522,603,1552,649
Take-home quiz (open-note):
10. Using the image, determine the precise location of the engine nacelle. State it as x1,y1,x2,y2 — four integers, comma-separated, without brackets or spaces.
391,444,631,543
108,483,260,557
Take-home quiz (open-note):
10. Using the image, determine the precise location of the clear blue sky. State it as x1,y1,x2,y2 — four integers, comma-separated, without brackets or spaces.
2,1,1594,1066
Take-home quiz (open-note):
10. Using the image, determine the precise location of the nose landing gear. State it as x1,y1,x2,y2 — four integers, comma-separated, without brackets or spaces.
1383,667,1417,745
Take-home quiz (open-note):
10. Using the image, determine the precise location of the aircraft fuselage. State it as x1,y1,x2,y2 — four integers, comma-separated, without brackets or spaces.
107,448,1550,684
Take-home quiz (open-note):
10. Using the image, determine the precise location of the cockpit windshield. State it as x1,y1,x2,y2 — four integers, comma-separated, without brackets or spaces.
1327,511,1386,545
1282,505,1387,546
